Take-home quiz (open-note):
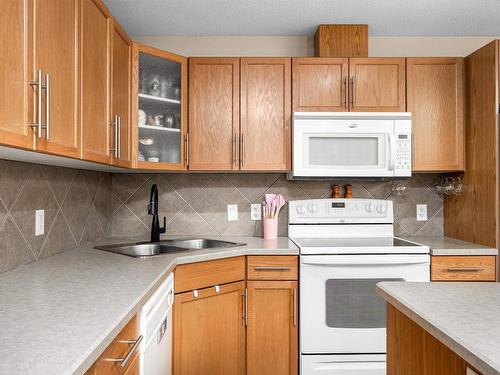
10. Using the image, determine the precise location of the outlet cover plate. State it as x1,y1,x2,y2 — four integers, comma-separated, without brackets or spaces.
35,209,44,236
227,204,238,221
416,204,427,221
250,204,262,221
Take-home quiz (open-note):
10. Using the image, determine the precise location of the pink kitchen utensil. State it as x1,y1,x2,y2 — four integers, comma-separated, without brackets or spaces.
262,193,285,239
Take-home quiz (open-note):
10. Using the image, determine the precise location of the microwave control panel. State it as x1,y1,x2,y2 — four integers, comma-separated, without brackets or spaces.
395,133,411,176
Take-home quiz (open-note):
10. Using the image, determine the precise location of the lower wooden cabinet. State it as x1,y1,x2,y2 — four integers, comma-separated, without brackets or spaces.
247,280,298,375
85,314,141,375
173,281,246,375
431,256,496,281
173,256,299,375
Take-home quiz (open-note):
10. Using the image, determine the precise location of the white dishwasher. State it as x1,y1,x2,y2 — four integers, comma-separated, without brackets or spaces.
140,273,174,375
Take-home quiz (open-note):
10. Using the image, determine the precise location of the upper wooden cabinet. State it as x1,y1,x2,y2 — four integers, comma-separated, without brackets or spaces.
131,44,188,170
0,0,32,150
241,58,291,171
292,58,348,112
81,0,112,164
349,58,406,112
110,20,132,168
188,57,240,170
33,0,80,158
407,58,465,171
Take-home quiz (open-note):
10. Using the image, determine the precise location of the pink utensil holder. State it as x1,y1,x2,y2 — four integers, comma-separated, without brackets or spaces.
263,218,278,240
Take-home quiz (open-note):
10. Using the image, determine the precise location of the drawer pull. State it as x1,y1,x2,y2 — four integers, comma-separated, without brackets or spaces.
447,267,485,272
193,289,199,298
254,266,291,271
103,335,143,368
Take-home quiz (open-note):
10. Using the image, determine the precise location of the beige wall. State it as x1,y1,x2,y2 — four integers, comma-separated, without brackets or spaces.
133,35,498,57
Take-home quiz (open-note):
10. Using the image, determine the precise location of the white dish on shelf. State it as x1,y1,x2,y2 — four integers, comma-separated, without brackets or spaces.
148,157,160,163
139,138,154,146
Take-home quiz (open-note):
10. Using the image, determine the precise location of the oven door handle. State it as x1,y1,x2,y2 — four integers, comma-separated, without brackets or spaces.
301,255,429,266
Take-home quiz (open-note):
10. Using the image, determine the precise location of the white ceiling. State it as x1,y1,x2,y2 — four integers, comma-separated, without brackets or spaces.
103,0,500,37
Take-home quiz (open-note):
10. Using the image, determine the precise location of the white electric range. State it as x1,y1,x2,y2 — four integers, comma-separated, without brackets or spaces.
288,198,430,375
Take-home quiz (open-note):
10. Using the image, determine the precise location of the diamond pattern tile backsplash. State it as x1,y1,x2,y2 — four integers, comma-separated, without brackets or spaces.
0,159,444,274
109,172,444,241
0,160,112,273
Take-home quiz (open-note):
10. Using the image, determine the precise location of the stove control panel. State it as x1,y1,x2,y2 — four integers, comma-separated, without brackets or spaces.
289,198,393,224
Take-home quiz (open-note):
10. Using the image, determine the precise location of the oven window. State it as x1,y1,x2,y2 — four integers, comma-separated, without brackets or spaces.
325,278,402,328
309,137,378,166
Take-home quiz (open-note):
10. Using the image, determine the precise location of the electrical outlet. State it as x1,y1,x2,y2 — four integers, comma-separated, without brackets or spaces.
227,204,238,221
35,209,44,236
416,204,427,221
250,204,262,221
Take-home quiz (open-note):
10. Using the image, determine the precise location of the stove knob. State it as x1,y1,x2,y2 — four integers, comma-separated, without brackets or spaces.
376,204,386,214
308,203,317,213
296,205,306,214
365,203,374,213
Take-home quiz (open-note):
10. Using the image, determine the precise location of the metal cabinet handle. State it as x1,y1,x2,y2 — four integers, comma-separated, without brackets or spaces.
244,288,248,326
293,288,297,327
184,133,189,167
240,133,244,167
117,115,122,159
193,289,198,298
44,73,50,140
343,77,348,110
214,285,220,293
29,69,43,138
254,266,291,271
447,267,485,272
111,115,118,158
350,77,355,107
232,134,237,167
103,335,143,368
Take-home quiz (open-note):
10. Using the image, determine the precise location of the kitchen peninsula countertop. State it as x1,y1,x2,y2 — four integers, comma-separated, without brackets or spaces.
377,281,500,375
0,236,298,375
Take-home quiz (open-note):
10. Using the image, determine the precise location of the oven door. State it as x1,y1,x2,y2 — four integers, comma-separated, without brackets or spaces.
300,254,430,354
293,119,396,177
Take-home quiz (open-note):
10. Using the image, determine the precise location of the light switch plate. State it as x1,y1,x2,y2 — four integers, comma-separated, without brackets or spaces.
250,204,262,221
35,209,44,236
416,204,427,221
227,204,238,221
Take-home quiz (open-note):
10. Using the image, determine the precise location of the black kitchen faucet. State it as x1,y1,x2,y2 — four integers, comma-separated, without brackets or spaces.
147,184,166,242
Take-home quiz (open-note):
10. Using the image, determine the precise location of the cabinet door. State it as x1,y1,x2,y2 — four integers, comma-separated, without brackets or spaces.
349,58,405,112
173,281,245,375
247,281,298,375
132,44,187,170
0,0,32,149
407,58,464,171
188,57,240,170
241,58,291,171
81,0,112,164
111,20,132,167
33,0,80,157
292,58,348,112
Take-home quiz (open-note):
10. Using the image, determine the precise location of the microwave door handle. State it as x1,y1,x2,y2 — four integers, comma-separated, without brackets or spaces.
386,132,391,170
388,132,396,171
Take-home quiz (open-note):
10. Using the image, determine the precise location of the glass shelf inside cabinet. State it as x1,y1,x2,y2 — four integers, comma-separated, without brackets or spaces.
138,52,182,164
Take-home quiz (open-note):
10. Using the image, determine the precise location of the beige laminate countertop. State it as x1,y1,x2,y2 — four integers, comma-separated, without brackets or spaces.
377,282,500,375
401,236,498,256
0,236,298,375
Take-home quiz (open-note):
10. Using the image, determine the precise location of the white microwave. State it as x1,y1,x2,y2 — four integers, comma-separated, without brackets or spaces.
292,112,412,178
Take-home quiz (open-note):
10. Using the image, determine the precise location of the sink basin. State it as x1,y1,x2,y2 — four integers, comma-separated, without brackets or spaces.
95,238,245,258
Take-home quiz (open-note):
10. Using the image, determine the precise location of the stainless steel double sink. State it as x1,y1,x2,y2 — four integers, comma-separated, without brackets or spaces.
95,238,245,258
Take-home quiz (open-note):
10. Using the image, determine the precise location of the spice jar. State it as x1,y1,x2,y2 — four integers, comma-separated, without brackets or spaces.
344,184,353,198
332,184,340,199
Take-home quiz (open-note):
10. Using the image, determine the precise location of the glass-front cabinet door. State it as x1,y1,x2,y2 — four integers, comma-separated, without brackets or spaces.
132,44,187,170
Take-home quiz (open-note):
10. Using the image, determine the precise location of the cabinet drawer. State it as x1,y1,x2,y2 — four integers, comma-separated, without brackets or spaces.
247,256,298,280
174,256,245,293
431,256,496,281
86,314,140,374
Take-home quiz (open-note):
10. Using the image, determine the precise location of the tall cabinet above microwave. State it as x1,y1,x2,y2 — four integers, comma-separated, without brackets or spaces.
292,112,412,178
